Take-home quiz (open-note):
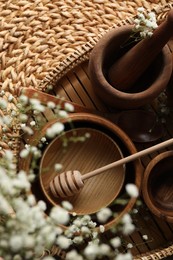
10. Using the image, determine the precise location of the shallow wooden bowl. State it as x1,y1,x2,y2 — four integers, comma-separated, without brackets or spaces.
142,150,173,222
20,112,142,231
37,113,143,230
39,127,125,215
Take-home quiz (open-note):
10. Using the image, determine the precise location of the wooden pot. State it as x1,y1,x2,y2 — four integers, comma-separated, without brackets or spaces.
88,25,172,109
142,150,173,222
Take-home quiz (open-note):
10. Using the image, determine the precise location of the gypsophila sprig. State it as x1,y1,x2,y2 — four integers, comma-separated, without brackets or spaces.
133,7,158,39
0,151,67,259
0,88,142,259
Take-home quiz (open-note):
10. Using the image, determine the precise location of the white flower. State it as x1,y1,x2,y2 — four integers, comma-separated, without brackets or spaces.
58,110,68,118
122,222,135,235
21,125,34,135
0,194,12,214
142,234,148,240
96,207,112,223
115,252,133,260
9,235,23,252
137,7,145,12
43,257,55,260
4,150,13,161
46,122,64,138
23,236,35,249
56,235,72,249
50,206,70,225
0,90,5,96
81,226,91,234
54,163,62,172
66,249,83,260
125,183,139,198
64,102,74,112
121,213,132,225
99,225,105,233
29,98,45,112
13,172,31,191
61,201,73,211
41,136,47,143
84,243,99,260
37,200,47,211
133,9,158,38
20,149,30,158
19,94,28,105
27,194,36,206
47,101,55,109
127,243,133,248
0,98,7,109
73,236,83,244
8,94,14,102
2,115,12,126
30,120,36,126
100,244,110,255
110,237,121,248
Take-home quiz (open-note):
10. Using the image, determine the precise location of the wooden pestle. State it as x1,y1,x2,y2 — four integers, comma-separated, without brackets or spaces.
108,9,173,91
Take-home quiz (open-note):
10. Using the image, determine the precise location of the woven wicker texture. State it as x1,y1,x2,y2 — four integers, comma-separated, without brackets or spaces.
0,0,172,95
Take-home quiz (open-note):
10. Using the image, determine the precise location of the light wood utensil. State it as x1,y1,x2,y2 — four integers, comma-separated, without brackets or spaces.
50,138,173,198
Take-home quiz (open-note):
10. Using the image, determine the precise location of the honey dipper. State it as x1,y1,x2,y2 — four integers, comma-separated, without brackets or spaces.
50,138,173,198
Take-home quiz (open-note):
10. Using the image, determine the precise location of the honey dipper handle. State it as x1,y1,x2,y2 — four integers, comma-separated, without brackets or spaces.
82,138,173,181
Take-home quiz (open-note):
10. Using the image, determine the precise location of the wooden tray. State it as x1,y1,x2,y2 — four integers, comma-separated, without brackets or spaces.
20,43,173,259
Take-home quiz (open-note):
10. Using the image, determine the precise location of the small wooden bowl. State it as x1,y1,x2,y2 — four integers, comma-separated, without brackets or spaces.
142,150,173,222
39,127,125,215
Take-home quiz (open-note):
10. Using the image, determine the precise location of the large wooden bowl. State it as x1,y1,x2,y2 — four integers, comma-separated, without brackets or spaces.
142,150,173,222
20,112,143,231
39,127,125,215
38,113,143,230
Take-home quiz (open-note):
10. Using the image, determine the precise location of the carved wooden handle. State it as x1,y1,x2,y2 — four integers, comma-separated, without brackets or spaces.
82,138,173,180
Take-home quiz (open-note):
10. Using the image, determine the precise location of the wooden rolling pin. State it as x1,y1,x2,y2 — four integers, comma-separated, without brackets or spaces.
108,9,173,91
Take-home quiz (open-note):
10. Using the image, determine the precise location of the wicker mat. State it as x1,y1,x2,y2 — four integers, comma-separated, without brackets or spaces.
1,0,173,259
0,0,172,95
